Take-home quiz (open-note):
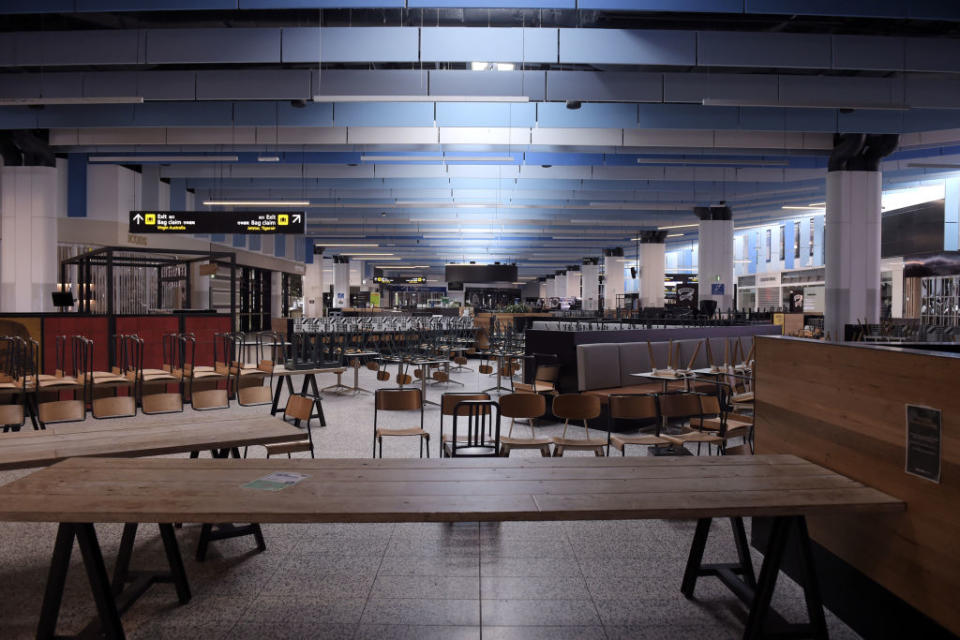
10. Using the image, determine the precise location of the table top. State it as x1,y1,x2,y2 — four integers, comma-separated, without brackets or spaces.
691,367,752,379
0,417,305,471
629,370,695,381
0,454,903,524
273,365,348,376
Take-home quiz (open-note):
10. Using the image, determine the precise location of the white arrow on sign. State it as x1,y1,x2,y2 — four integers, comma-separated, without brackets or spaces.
133,213,144,223
292,214,302,223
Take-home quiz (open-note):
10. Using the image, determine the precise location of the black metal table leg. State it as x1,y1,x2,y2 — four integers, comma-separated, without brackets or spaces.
196,523,267,562
270,375,285,415
37,523,76,640
743,516,792,640
307,374,327,426
74,523,125,640
681,517,712,598
159,524,192,604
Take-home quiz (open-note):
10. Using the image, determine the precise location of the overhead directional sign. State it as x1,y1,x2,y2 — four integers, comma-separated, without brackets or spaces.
129,211,304,234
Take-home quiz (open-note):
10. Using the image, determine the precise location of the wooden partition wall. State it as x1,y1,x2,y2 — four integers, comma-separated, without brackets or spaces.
755,337,960,635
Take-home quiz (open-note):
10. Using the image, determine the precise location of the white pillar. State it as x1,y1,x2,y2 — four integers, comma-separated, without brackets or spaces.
303,259,324,317
565,270,581,298
825,170,882,339
603,255,625,311
581,263,601,311
1,164,59,312
271,271,282,318
545,277,556,298
333,257,350,309
697,207,734,312
637,234,666,308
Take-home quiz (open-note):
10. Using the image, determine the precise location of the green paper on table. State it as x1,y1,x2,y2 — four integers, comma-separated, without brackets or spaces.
244,471,310,491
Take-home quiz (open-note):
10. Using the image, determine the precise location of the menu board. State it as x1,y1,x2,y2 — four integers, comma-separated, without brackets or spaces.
129,211,304,234
905,404,941,483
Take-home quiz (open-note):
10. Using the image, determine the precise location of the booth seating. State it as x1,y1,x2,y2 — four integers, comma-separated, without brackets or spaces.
575,335,756,404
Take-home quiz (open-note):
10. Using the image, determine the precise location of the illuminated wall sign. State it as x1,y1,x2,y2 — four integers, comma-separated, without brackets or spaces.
129,211,305,234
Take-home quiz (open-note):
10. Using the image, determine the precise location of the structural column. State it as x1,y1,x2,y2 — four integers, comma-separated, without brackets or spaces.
270,271,282,319
637,231,667,308
696,205,734,312
303,254,324,317
189,262,211,309
603,251,625,312
0,163,60,312
581,259,601,311
564,267,581,298
824,133,898,340
332,256,350,309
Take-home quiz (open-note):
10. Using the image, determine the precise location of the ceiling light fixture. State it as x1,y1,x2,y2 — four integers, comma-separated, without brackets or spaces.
471,62,515,71
311,243,379,247
656,224,699,231
635,157,789,167
312,95,529,103
91,155,239,163
0,96,144,106
666,233,684,238
203,200,309,207
702,98,909,111
782,205,824,210
337,253,395,256
360,156,515,163
257,156,280,162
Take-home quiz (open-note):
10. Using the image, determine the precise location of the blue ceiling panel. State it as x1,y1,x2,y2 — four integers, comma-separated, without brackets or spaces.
278,101,335,127
146,28,279,65
637,104,741,130
333,102,433,127
245,0,402,7
698,31,832,69
133,102,234,127
38,105,136,128
738,107,787,131
560,29,696,66
421,27,557,64
81,0,234,9
410,0,572,7
837,109,904,134
435,103,536,128
784,108,838,132
745,0,905,19
538,102,637,128
283,28,417,64
580,0,740,9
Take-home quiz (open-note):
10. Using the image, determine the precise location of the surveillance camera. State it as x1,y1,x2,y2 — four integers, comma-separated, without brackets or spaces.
380,211,387,217
290,99,307,109
565,100,582,110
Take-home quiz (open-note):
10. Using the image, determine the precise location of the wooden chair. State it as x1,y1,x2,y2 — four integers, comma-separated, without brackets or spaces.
551,393,606,456
373,387,430,458
660,392,722,455
514,363,560,395
127,335,183,415
695,385,755,454
77,336,137,420
258,394,316,459
607,394,673,456
181,334,229,411
499,392,551,457
439,391,491,457
0,403,25,433
36,336,86,427
444,400,500,457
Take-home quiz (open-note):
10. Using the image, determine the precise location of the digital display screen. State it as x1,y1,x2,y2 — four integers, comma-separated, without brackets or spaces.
129,211,305,234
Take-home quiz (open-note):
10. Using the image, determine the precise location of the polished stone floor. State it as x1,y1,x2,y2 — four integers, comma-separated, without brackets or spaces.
0,365,862,639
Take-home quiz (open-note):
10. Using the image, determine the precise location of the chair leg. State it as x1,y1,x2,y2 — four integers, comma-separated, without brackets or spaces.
425,436,430,458
553,445,563,457
540,444,550,457
378,436,383,458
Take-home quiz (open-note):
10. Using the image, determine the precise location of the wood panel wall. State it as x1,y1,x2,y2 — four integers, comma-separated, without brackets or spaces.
755,336,960,635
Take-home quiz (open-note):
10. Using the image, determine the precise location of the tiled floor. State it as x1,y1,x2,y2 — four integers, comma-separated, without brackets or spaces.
0,365,862,639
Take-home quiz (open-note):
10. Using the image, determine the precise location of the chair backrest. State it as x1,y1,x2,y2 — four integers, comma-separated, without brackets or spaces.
284,394,314,422
441,392,491,416
375,387,423,411
608,394,658,421
450,400,500,456
535,364,560,384
552,393,602,421
499,392,546,420
658,393,703,420
699,394,722,416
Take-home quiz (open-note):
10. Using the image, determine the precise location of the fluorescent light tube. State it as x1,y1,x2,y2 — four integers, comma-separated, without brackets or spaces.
91,155,239,163
257,156,281,162
361,156,515,163
313,95,528,103
656,224,699,231
0,96,144,106
702,97,909,111
782,205,824,210
203,200,309,207
636,157,788,167
311,243,378,247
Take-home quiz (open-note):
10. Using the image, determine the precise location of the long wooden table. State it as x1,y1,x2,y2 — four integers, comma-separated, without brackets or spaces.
0,455,902,640
0,416,306,470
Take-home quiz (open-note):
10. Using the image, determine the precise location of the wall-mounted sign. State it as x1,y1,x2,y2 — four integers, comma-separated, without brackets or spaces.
905,404,941,483
129,211,304,234
711,283,725,295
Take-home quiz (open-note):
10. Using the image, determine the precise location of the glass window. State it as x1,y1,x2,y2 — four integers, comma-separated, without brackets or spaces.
779,225,785,260
794,221,801,258
809,218,815,257
765,229,772,262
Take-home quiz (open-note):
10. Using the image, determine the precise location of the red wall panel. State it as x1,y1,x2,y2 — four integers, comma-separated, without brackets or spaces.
115,316,180,371
183,315,232,367
42,316,110,374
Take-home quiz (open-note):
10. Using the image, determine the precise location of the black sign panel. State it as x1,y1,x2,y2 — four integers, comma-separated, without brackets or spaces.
905,404,941,483
129,211,304,234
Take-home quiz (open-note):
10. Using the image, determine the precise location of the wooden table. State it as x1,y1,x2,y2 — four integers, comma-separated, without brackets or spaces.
630,370,696,393
269,365,347,423
0,416,306,471
0,455,902,640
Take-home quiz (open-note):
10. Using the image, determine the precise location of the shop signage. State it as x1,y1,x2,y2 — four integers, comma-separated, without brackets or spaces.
129,211,305,234
905,404,941,483
711,283,725,295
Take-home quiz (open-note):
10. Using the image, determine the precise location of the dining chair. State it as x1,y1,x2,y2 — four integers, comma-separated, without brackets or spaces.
498,392,551,457
444,400,500,457
253,394,316,459
659,392,723,455
551,393,606,456
439,391,491,457
373,387,430,458
607,394,673,456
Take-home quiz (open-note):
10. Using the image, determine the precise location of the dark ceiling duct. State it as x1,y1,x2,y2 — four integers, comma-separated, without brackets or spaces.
828,133,898,172
828,133,867,172
0,130,56,167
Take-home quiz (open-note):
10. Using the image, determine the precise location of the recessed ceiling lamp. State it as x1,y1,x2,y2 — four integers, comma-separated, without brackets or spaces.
313,95,528,103
257,156,280,162
471,62,515,71
203,200,309,207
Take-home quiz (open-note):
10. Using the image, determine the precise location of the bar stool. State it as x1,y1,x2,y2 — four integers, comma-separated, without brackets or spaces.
499,392,551,457
551,393,606,457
